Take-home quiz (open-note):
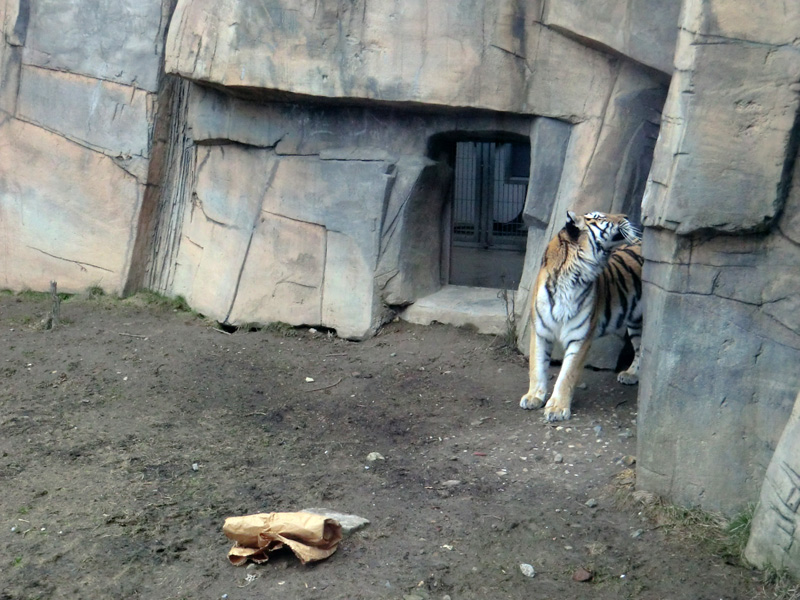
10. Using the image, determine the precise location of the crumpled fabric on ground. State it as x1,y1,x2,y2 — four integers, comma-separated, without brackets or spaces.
223,511,343,565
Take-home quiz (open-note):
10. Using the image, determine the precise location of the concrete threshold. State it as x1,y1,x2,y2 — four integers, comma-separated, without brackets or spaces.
399,285,514,336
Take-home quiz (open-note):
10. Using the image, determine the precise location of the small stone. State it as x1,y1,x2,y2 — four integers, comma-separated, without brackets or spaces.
191,463,199,471
554,453,564,464
630,529,643,538
577,382,588,390
301,508,370,535
366,452,385,462
622,455,637,466
585,498,598,508
593,425,603,437
520,563,536,578
305,377,315,383
441,479,462,488
572,567,593,582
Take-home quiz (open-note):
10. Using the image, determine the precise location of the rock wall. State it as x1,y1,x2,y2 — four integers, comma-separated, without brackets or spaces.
141,0,667,338
636,0,800,514
0,0,170,293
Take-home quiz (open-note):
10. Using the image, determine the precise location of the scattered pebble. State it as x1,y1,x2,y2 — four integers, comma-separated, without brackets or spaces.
519,563,536,578
191,463,199,471
305,377,315,383
631,529,643,538
585,498,598,508
366,452,385,462
554,453,564,464
572,567,593,582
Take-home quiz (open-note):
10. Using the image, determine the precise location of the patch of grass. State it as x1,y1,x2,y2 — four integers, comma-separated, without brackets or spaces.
17,289,51,301
86,285,105,298
612,469,755,563
126,291,200,316
758,568,800,600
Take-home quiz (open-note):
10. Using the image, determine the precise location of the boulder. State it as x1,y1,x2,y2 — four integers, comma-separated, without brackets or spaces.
745,391,800,579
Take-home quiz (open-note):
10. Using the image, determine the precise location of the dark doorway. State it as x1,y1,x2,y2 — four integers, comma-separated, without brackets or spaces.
447,140,529,289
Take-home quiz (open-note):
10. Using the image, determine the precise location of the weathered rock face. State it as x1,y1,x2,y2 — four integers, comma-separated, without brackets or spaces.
0,0,167,293
164,0,676,121
636,0,800,515
745,391,800,579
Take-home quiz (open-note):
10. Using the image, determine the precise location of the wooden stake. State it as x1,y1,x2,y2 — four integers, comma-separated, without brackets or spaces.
49,281,61,330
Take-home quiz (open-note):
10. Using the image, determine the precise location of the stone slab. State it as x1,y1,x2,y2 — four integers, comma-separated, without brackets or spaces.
171,145,275,320
18,65,153,159
636,228,800,514
22,0,165,91
400,286,511,336
542,0,680,74
228,213,325,327
642,16,800,234
0,118,142,293
166,0,617,120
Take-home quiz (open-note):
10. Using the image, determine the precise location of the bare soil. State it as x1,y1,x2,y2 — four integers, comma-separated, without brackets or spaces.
0,293,764,599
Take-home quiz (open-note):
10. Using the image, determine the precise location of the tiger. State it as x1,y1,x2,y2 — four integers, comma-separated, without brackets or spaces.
519,210,643,421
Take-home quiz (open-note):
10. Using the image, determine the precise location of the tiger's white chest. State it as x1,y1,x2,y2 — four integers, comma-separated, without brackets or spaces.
535,278,596,327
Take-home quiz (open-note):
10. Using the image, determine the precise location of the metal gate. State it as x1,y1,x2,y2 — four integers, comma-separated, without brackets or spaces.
449,141,529,288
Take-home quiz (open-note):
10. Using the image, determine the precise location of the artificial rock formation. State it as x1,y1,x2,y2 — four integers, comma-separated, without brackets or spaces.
745,390,800,579
2,4,800,579
636,0,800,515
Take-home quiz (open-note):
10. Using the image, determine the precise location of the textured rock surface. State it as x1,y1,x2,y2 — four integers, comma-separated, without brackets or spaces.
745,391,800,578
0,118,143,292
641,0,800,234
165,0,618,120
542,0,680,74
23,0,166,92
636,0,800,515
0,0,163,294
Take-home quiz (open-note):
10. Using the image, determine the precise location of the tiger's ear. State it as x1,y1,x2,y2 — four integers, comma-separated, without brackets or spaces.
565,210,581,239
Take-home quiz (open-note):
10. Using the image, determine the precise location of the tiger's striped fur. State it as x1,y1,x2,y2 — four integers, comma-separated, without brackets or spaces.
520,210,643,421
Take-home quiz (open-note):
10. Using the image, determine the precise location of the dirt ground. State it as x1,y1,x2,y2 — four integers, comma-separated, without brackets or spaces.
0,292,768,599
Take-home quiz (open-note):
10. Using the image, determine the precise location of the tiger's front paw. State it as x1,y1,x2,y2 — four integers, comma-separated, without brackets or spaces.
543,398,571,421
520,390,546,410
617,370,639,385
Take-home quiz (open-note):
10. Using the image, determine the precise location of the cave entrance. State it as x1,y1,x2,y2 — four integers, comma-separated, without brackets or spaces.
444,140,529,290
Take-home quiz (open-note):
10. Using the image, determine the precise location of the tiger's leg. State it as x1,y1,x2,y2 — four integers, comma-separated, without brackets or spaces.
617,325,641,385
520,325,553,410
543,338,593,421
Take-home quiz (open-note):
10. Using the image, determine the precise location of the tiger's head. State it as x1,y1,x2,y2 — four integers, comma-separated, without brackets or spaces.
564,210,640,258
